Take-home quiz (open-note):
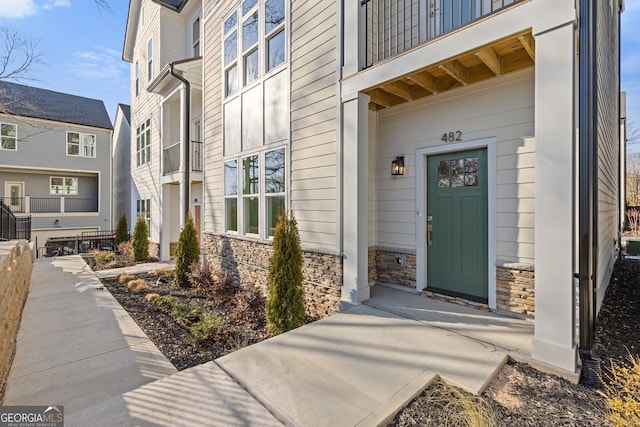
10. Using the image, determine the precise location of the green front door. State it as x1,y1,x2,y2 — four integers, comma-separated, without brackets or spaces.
426,149,488,302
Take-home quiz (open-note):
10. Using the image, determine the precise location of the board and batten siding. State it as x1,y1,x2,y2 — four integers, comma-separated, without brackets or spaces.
595,0,621,311
290,0,338,251
373,68,535,265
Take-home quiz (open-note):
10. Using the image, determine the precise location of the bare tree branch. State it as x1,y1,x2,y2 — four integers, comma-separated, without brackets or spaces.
0,27,42,82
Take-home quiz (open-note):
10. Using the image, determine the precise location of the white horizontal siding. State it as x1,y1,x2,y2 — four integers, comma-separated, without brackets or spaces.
375,68,535,264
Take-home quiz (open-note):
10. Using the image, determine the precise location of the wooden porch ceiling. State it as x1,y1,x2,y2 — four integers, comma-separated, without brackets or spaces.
364,30,535,110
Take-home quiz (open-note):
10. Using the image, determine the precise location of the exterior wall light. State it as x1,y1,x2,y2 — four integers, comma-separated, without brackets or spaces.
391,156,405,176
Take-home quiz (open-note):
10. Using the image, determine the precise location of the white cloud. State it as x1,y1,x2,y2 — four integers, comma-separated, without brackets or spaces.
69,47,128,81
42,0,71,10
0,0,36,18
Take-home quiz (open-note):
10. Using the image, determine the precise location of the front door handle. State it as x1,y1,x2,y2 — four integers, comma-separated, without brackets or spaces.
427,224,433,246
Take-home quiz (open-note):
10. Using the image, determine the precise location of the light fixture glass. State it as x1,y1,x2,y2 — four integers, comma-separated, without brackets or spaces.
391,156,405,176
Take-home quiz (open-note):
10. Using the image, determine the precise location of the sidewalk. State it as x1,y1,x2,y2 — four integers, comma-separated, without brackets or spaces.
4,256,534,426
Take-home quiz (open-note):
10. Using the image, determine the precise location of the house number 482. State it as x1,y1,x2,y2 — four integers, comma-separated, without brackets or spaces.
441,131,462,143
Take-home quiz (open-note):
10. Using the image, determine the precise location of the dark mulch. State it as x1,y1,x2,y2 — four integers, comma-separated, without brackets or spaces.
99,271,269,371
390,258,640,426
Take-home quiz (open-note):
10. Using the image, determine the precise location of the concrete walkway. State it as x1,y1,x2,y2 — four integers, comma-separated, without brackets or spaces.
4,256,534,426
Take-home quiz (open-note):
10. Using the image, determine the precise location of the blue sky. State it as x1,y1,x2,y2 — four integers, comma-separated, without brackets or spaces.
0,0,638,134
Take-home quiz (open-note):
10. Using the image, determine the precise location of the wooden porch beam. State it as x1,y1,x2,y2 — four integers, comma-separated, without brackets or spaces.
518,34,535,61
438,60,469,86
381,80,413,101
475,47,502,76
366,88,390,108
407,71,438,94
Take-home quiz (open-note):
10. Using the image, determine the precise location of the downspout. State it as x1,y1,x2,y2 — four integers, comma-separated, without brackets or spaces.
577,0,600,387
336,0,344,261
170,63,191,226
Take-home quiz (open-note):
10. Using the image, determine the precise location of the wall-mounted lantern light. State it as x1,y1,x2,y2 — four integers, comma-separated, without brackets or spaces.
391,156,405,176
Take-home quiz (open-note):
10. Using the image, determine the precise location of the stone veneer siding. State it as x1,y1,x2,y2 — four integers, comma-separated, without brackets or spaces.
368,247,417,288
0,241,33,402
496,264,535,319
203,233,342,319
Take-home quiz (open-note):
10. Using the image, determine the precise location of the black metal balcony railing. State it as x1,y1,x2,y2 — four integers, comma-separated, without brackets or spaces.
0,200,31,241
0,197,98,214
362,0,523,68
163,140,204,175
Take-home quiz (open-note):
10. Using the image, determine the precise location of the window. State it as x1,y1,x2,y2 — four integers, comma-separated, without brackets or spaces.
224,160,238,232
66,132,96,158
193,18,200,56
265,148,285,237
137,199,151,230
223,0,286,96
224,147,286,238
136,119,151,166
50,177,78,195
437,157,478,188
135,60,139,96
1,123,17,150
242,154,259,234
147,38,153,81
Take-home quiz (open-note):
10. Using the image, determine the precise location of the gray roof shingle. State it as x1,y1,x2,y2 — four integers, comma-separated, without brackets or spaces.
0,81,113,130
119,103,131,125
152,0,185,11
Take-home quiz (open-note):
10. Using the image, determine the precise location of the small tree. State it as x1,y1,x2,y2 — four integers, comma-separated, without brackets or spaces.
131,216,149,261
115,215,129,246
266,211,305,334
174,213,200,288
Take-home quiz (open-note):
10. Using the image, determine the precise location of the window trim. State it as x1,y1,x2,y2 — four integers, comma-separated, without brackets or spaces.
136,198,151,231
193,17,201,57
66,131,97,158
135,60,139,97
136,119,151,167
0,122,17,151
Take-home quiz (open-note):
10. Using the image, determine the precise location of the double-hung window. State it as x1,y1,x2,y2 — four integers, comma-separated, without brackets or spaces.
50,177,78,195
265,0,285,71
67,132,96,158
136,119,151,166
224,12,238,96
147,38,153,81
193,18,201,56
0,123,17,150
137,199,151,230
224,147,286,238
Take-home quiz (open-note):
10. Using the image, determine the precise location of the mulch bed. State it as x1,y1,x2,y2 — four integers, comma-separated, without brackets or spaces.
91,254,640,425
390,258,640,426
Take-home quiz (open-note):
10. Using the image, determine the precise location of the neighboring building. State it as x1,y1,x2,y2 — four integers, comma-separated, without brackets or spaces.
112,103,133,230
123,0,203,260
0,81,113,251
124,0,625,375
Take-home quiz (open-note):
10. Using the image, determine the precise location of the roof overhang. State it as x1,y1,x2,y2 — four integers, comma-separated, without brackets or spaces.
122,0,141,62
148,57,203,95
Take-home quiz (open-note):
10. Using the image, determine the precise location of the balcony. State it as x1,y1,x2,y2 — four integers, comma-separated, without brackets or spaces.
163,140,203,176
363,0,524,68
0,196,98,214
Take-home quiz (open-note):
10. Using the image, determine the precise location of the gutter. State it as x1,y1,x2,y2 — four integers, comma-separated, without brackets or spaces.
170,62,191,226
576,0,599,387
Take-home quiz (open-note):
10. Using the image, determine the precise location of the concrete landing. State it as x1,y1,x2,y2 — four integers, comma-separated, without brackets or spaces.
3,256,177,418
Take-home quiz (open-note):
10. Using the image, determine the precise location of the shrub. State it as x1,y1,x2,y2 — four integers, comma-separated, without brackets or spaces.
188,262,238,304
604,354,640,426
145,293,160,303
115,215,129,246
173,213,200,288
118,273,136,283
230,285,265,326
154,295,179,311
127,278,146,291
118,241,132,259
266,211,305,334
190,312,224,342
131,216,149,261
93,249,115,266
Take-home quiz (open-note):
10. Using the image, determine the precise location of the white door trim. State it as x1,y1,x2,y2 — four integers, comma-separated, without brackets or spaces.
415,137,497,309
4,181,25,212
